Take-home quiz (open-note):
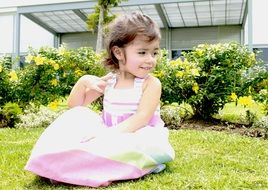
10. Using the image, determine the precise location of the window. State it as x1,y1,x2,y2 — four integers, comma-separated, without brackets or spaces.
171,49,192,60
254,48,268,63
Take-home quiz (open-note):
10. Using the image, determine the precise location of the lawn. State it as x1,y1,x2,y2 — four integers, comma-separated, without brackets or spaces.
0,127,267,190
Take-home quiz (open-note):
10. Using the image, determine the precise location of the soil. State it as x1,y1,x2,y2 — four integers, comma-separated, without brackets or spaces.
179,119,268,140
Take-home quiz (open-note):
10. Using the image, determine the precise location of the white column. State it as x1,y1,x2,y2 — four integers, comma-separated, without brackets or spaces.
247,0,253,52
13,12,21,68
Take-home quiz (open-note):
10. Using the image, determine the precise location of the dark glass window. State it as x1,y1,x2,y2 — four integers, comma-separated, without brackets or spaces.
254,48,268,63
171,50,181,60
171,50,192,60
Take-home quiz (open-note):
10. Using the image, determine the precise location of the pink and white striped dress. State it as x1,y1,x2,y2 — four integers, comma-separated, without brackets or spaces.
25,74,175,188
102,74,164,128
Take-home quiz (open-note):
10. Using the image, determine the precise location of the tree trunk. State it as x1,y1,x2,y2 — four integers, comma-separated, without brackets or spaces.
96,5,104,53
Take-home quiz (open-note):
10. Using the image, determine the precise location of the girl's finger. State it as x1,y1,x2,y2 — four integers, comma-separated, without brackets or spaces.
93,85,104,93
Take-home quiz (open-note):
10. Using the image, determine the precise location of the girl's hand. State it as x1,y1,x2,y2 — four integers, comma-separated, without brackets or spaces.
81,73,113,94
68,73,113,108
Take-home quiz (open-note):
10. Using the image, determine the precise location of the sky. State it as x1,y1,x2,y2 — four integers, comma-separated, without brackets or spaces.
0,0,268,54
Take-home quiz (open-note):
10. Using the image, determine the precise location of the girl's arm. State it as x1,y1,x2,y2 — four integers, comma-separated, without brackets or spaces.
67,73,112,108
114,75,162,133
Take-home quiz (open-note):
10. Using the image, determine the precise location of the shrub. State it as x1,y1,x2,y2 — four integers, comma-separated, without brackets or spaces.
161,105,181,129
0,102,22,128
161,102,194,129
154,52,200,103
176,102,194,120
183,42,257,119
253,116,268,132
0,56,14,107
0,61,9,106
15,104,63,128
241,64,268,114
14,46,107,107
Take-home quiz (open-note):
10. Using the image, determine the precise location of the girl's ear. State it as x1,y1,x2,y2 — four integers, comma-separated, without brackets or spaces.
112,46,124,60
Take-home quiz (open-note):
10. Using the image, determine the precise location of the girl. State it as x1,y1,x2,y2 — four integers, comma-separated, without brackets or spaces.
25,12,175,187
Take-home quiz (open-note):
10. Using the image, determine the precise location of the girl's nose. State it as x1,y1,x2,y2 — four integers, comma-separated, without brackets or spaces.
146,54,156,63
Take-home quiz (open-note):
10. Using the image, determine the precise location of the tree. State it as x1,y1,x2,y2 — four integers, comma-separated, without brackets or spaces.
87,0,123,53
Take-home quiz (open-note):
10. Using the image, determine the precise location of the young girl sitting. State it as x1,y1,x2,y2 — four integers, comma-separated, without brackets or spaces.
25,12,175,188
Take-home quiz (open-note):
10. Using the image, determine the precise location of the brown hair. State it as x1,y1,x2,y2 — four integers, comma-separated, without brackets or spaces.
104,12,161,70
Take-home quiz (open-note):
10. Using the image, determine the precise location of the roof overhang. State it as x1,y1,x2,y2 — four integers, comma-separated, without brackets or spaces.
16,0,248,34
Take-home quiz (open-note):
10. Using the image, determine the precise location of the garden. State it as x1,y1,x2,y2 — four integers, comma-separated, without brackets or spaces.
0,42,268,189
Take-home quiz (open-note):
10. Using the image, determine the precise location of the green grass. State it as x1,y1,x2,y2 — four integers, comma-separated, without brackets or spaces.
1,128,268,190
215,102,266,124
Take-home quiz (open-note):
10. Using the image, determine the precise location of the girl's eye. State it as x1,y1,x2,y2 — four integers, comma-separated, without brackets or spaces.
151,52,159,57
138,52,146,55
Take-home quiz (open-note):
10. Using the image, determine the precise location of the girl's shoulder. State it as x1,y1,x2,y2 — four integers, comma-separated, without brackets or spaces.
142,74,161,91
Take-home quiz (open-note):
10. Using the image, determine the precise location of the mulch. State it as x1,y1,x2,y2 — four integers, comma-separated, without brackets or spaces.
178,119,268,140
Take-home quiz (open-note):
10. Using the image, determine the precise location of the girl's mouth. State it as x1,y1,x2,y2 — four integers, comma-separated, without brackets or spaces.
140,67,152,70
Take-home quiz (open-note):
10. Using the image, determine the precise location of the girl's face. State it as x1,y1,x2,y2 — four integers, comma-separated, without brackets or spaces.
119,35,160,79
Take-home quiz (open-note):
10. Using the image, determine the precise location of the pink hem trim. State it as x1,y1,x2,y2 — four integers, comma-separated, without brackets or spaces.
25,150,151,187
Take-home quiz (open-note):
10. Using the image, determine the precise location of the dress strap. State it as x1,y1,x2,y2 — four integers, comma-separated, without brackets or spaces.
134,77,145,88
106,74,146,89
104,73,117,94
107,73,117,88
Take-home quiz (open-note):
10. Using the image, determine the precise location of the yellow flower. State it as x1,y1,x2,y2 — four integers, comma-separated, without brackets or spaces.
50,79,58,86
185,65,190,73
25,54,34,63
238,96,254,107
9,70,18,81
48,100,59,110
176,71,184,78
196,49,203,56
53,63,60,70
153,71,164,78
0,65,3,72
34,55,45,65
192,82,199,93
190,68,200,76
48,59,56,65
169,60,178,66
230,93,238,101
75,69,83,76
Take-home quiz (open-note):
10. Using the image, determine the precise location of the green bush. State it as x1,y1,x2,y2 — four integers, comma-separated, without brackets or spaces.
241,64,268,114
0,59,11,107
14,46,107,107
176,102,194,120
0,102,22,128
1,44,266,126
183,42,257,119
161,102,194,129
161,105,181,129
15,104,63,128
154,51,200,103
253,116,268,132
